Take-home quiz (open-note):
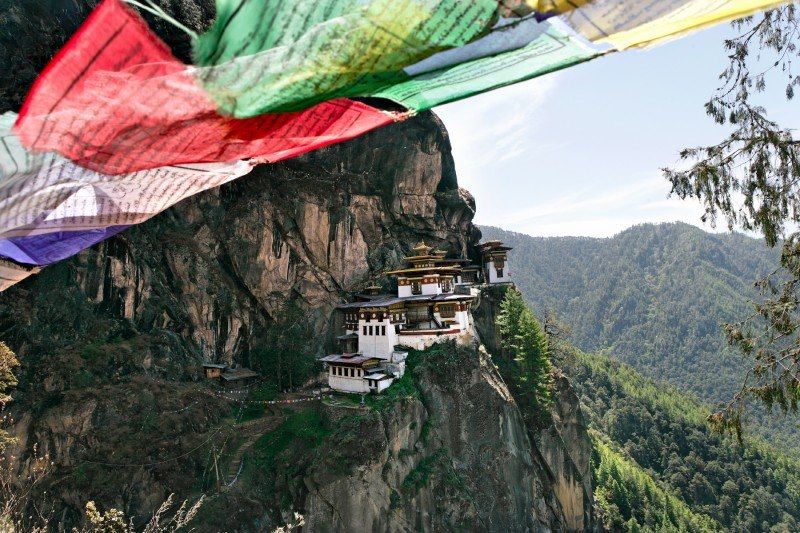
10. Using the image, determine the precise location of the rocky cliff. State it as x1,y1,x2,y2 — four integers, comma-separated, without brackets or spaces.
0,110,593,531
302,341,594,533
1,3,593,529
0,114,591,531
0,110,474,520
0,110,478,373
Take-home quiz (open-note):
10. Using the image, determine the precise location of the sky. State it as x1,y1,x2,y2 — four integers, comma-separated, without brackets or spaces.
435,23,797,238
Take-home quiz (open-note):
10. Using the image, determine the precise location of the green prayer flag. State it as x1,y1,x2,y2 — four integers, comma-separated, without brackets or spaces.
195,0,499,116
375,19,601,110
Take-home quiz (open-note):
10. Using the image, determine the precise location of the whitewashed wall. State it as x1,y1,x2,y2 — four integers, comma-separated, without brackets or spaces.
357,317,398,359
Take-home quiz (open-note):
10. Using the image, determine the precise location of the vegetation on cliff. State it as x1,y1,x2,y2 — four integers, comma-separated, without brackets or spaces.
497,288,552,425
250,301,317,393
0,342,18,450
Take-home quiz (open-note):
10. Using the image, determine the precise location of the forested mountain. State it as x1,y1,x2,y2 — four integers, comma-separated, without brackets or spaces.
479,223,800,443
562,346,800,531
482,284,800,531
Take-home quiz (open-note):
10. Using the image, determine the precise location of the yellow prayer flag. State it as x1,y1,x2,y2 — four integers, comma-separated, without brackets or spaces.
499,0,590,18
560,0,789,50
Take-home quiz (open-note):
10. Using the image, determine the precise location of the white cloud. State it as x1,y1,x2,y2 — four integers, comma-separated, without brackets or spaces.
482,174,715,237
436,74,562,171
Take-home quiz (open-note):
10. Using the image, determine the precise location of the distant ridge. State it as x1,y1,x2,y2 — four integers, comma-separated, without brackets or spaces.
480,222,798,444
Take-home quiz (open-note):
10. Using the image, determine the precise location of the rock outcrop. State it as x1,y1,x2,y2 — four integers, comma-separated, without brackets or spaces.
1,5,593,529
1,111,477,371
0,110,595,530
473,284,595,531
540,372,594,531
0,111,482,524
305,345,565,532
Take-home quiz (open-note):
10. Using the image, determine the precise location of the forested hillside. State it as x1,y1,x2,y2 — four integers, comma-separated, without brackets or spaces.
479,223,800,443
563,346,800,532
485,286,800,532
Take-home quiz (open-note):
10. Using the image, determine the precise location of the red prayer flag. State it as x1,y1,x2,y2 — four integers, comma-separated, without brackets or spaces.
15,0,398,175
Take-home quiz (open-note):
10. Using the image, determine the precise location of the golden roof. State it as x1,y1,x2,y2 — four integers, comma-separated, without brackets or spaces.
412,241,432,254
385,266,461,276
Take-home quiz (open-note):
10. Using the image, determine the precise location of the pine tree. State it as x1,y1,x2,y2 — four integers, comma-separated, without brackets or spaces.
252,301,316,392
497,287,527,355
497,288,552,422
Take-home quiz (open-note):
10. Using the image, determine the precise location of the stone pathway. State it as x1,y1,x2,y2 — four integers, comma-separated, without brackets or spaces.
223,411,284,489
221,391,326,488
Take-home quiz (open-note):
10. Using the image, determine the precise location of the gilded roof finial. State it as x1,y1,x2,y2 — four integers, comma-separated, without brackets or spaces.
412,240,431,253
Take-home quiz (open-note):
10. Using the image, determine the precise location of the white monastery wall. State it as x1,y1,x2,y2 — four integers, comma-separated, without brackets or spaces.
486,261,511,284
396,327,473,351
357,317,397,359
329,373,370,394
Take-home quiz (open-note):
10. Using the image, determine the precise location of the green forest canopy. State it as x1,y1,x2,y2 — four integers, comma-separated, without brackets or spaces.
563,345,800,532
479,222,799,444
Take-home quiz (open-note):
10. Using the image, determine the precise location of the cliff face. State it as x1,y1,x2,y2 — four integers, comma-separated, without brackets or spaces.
303,340,597,533
1,10,596,524
1,111,477,371
0,111,594,531
1,3,596,530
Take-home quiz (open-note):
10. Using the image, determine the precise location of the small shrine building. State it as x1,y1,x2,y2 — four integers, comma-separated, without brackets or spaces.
478,240,513,284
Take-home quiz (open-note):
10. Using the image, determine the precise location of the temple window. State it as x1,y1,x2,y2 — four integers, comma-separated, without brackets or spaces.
381,325,386,336
496,268,504,278
439,304,455,318
411,281,421,295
